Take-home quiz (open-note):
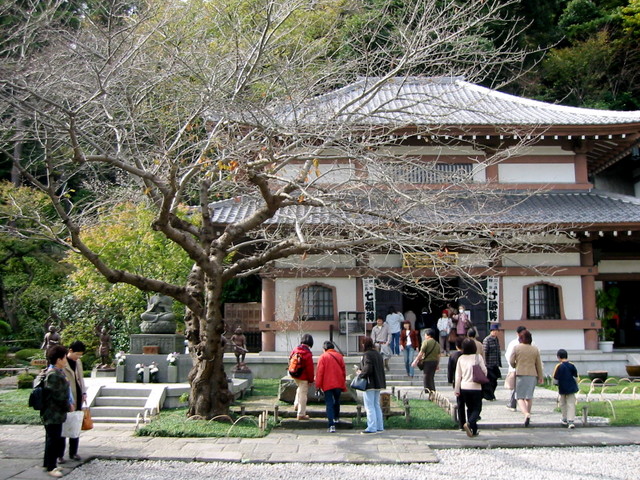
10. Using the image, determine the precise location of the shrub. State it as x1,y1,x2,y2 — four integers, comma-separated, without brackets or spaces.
14,349,43,361
17,373,35,389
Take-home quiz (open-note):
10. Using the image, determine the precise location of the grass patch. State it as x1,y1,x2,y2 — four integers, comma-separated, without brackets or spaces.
544,378,640,395
385,397,457,429
251,378,280,397
136,406,274,438
579,400,640,426
0,389,41,425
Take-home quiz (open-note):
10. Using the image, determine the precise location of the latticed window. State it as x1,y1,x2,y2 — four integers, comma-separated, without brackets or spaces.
527,283,561,319
386,162,473,183
299,284,334,321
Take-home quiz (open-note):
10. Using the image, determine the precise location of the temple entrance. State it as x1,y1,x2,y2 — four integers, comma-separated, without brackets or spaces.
604,280,640,347
375,277,489,339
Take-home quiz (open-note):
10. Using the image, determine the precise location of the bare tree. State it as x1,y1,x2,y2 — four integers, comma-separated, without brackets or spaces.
0,0,550,418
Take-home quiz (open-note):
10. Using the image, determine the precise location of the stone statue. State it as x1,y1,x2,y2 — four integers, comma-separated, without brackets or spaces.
230,327,248,365
140,294,176,334
41,325,61,350
98,327,112,368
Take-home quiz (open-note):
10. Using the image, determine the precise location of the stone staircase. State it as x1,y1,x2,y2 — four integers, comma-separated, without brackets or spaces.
89,385,158,424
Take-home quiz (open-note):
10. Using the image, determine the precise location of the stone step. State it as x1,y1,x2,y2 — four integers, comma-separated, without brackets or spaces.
94,396,147,407
278,418,354,429
91,416,139,424
99,386,154,397
89,405,146,419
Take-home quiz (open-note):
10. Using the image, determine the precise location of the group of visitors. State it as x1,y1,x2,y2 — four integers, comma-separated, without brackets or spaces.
288,334,386,434
285,313,580,439
39,341,87,478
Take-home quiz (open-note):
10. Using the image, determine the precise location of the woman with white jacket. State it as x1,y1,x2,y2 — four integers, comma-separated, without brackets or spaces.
454,337,487,437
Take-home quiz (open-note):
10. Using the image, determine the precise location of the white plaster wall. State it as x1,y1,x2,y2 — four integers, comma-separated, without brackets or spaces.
498,163,575,183
598,259,640,273
274,330,361,356
277,160,356,184
273,277,358,353
503,329,584,354
502,252,581,267
502,276,583,320
274,254,356,269
369,254,403,268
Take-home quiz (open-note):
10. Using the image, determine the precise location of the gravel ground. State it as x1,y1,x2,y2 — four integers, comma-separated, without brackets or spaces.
66,445,639,480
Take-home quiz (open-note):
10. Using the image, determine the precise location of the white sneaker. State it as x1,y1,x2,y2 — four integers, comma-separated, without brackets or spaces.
328,426,336,433
48,468,64,478
568,423,575,429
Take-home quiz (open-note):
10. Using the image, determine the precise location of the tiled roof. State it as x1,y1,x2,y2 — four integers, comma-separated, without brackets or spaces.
299,76,640,127
209,190,640,229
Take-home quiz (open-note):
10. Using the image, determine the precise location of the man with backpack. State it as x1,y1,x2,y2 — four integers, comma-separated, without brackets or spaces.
40,345,73,478
288,334,315,420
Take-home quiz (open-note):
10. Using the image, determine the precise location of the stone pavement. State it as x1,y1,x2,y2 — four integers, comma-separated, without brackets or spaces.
2,378,640,479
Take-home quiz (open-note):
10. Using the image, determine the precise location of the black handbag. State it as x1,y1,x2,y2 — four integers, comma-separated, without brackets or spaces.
350,375,367,391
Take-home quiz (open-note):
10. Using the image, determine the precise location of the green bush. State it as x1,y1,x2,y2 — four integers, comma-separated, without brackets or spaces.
17,373,35,389
0,347,9,368
14,348,43,361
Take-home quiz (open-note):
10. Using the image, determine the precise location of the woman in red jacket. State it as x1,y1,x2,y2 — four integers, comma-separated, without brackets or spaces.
315,341,347,433
289,334,315,420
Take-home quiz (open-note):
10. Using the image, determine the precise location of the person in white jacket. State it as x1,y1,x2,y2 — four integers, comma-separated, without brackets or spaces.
455,338,487,437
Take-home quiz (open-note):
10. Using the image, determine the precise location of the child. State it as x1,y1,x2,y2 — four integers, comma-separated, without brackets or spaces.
230,327,248,365
552,349,579,429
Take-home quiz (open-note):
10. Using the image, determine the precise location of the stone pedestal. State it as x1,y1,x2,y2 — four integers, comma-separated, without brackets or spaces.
167,365,178,383
116,365,125,382
130,334,185,354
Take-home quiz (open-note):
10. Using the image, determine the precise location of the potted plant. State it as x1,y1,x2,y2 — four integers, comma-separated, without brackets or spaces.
596,288,619,352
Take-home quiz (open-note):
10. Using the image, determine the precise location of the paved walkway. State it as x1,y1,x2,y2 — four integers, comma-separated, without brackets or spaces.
2,379,640,479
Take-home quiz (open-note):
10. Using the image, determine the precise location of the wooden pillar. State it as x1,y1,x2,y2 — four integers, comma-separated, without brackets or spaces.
580,241,599,349
261,277,276,352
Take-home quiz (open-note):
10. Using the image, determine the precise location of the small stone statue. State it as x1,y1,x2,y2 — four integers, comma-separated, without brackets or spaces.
140,294,177,334
41,325,61,350
98,327,112,368
230,327,248,365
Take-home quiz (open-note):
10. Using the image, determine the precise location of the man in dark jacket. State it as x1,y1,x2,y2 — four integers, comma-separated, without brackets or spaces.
482,324,502,401
42,345,72,478
289,334,314,420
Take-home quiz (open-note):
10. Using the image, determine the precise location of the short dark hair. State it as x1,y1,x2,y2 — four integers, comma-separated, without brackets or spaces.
467,328,477,338
461,338,477,355
362,336,375,351
46,345,68,365
68,341,86,353
425,328,435,338
516,326,527,334
557,348,568,359
300,334,314,348
323,340,335,351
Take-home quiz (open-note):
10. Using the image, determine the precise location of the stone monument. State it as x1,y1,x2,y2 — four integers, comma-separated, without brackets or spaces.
130,294,184,354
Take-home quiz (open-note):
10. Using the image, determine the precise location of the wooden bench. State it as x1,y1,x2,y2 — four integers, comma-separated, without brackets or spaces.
0,367,29,376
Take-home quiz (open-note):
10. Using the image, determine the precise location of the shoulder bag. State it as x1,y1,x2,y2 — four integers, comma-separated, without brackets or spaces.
350,375,367,391
471,354,490,384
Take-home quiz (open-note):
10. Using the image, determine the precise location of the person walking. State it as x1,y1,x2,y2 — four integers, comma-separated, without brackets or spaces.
553,349,579,429
447,336,466,430
60,341,86,463
399,321,420,378
315,341,347,433
356,337,386,434
504,326,528,411
455,338,487,437
370,317,391,371
289,334,315,421
41,345,73,478
412,328,441,392
509,330,544,427
482,324,502,401
385,307,403,355
436,312,452,355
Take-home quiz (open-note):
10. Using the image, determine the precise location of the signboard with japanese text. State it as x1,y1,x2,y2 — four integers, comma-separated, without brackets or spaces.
363,277,376,324
487,276,500,324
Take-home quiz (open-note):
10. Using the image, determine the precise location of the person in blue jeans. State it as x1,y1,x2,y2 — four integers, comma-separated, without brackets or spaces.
399,321,420,378
385,307,403,355
356,337,387,434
